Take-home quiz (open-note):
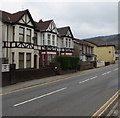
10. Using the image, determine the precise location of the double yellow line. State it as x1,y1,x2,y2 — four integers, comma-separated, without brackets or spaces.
91,90,119,117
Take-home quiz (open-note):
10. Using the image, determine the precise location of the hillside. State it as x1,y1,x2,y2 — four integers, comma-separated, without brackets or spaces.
83,34,119,49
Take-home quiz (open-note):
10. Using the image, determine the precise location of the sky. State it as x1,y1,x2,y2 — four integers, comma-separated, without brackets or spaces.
0,0,119,39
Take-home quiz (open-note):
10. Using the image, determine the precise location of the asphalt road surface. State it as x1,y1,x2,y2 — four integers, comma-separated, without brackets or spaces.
2,64,118,116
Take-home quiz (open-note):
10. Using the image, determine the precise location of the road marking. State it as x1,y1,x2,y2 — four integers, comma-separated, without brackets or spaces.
0,72,93,96
102,71,111,75
91,90,119,118
0,65,117,96
79,76,97,84
14,87,67,107
113,68,118,71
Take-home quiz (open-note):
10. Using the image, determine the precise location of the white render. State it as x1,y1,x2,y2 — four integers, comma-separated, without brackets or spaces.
2,10,75,69
2,14,40,69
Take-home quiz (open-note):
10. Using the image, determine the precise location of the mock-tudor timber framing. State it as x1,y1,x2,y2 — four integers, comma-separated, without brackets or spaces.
1,9,74,69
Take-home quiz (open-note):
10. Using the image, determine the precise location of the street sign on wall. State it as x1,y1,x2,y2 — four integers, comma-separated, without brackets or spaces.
2,64,10,72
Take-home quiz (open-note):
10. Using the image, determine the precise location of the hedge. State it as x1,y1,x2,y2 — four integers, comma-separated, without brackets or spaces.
55,56,79,70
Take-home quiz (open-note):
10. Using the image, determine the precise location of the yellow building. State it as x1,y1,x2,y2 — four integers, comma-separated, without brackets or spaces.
85,39,116,63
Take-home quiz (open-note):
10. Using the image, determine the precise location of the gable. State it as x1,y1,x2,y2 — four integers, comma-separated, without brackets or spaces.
46,21,58,34
18,14,34,27
66,30,72,37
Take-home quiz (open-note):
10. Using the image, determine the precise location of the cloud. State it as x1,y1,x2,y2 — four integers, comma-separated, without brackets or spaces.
0,1,118,38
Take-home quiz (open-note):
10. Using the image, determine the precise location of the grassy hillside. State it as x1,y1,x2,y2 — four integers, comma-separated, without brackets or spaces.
83,34,119,49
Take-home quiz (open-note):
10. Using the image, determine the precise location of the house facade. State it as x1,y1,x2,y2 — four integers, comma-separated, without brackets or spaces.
85,39,116,63
57,26,74,56
1,9,74,69
1,10,40,69
34,20,59,66
73,38,96,62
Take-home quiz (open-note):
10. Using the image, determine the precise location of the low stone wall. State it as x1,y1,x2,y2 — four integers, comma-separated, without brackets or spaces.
2,64,56,86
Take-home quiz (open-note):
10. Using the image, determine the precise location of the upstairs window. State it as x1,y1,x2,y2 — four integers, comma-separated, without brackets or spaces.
61,39,64,47
52,35,55,45
57,38,59,46
48,34,51,39
34,32,37,45
13,26,15,41
69,39,71,48
42,34,45,45
47,34,51,45
66,38,68,47
26,29,31,43
19,27,24,42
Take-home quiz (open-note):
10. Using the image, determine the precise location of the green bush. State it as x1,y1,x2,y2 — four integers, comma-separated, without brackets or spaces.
55,56,79,70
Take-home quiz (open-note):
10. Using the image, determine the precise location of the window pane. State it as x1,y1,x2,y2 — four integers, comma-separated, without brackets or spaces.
19,53,24,69
19,53,24,60
27,53,31,60
34,33,37,44
26,53,31,68
27,61,31,68
66,38,68,47
19,61,24,68
43,40,45,45
27,36,31,43
19,35,24,42
52,35,55,40
19,27,24,42
19,27,24,34
48,34,51,39
43,34,44,39
27,29,31,35
26,29,31,43
48,40,50,45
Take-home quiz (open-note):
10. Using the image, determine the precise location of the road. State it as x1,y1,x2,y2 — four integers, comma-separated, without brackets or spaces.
2,64,118,116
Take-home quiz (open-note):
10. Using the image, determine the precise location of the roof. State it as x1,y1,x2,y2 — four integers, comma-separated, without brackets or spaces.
73,38,93,47
34,19,53,31
1,9,35,25
84,39,115,47
57,26,73,38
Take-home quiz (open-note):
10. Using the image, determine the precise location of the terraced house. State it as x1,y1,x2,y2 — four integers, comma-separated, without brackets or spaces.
1,9,74,69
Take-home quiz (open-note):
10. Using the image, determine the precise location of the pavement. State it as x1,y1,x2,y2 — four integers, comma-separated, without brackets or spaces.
1,63,119,116
2,64,118,94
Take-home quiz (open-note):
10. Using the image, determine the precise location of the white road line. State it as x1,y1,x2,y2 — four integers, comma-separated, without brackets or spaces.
113,68,118,71
14,87,67,107
102,71,111,75
79,76,97,84
102,73,107,75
